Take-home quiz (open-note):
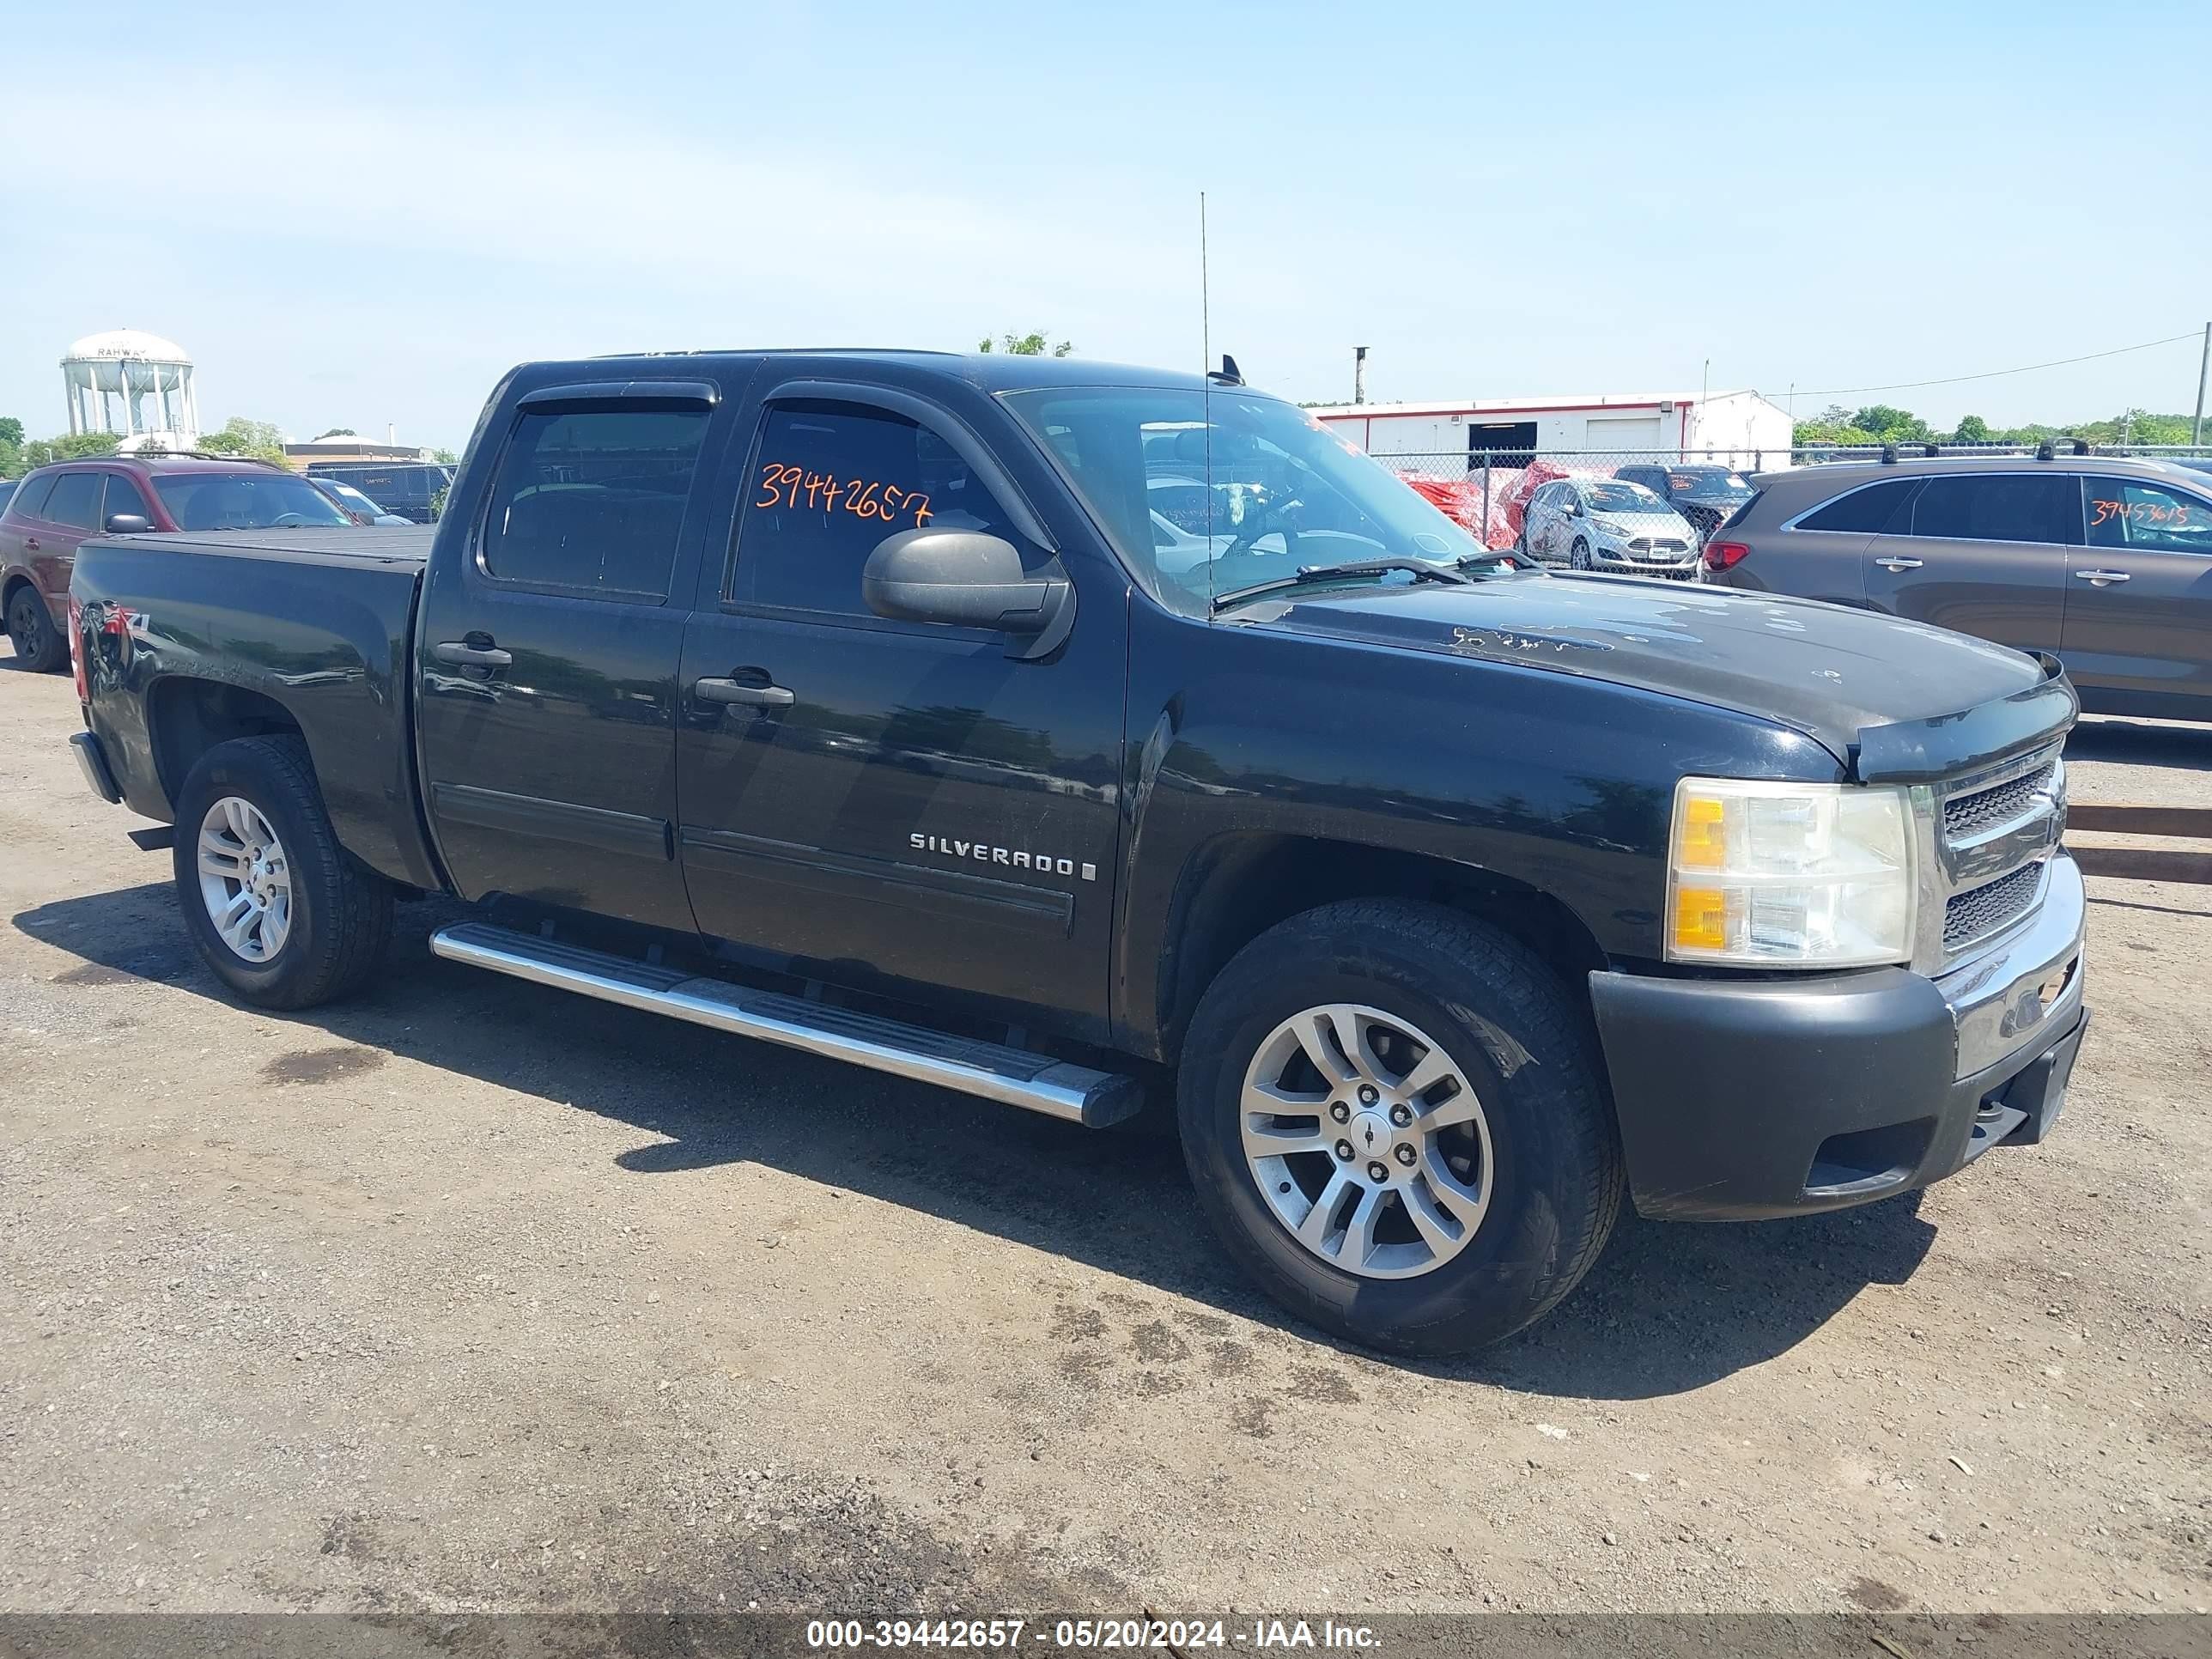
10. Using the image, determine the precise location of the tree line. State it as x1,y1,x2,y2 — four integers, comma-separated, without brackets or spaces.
1,416,458,477
1792,404,2203,449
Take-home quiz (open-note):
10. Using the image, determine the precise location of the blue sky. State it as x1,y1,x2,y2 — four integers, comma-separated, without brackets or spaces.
2,1,2206,449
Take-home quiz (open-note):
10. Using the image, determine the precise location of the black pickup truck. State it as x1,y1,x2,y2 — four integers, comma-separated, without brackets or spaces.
65,349,2089,1354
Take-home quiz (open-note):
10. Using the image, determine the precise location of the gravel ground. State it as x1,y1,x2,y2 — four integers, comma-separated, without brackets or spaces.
1,647,2207,1619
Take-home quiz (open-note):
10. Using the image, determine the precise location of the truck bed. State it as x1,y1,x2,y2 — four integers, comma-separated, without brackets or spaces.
89,525,434,568
70,525,442,895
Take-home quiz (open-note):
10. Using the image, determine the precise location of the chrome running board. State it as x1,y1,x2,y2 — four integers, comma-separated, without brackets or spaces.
429,921,1142,1127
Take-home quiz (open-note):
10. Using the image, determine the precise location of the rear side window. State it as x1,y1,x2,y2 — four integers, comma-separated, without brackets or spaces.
1796,477,1916,533
44,471,102,530
1911,474,2075,545
479,408,708,597
9,472,58,520
2084,477,2212,556
733,400,1026,619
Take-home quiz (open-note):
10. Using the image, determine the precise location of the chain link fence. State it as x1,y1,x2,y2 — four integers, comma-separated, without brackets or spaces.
1370,443,2212,552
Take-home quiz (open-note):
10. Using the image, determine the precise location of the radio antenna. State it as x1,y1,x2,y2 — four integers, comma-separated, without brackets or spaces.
1201,189,1213,617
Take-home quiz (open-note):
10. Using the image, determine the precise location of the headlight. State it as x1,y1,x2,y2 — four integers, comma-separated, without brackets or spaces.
1591,518,1631,538
1665,778,1916,967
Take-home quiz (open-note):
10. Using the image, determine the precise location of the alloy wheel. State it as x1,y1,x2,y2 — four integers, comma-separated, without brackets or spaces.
197,796,294,963
1239,1003,1494,1279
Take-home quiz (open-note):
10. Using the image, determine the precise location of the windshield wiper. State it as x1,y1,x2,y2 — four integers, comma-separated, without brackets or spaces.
1210,557,1468,614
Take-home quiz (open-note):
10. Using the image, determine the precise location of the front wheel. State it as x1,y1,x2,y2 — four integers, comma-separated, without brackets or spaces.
1570,537,1592,571
1177,900,1623,1355
173,735,393,1009
6,586,67,672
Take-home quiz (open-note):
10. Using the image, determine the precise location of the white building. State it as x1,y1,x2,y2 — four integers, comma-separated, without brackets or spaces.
60,328,200,447
1308,389,1794,470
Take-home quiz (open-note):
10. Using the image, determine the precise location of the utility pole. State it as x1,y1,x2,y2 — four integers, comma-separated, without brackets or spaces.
1353,345,1369,406
2194,321,2209,447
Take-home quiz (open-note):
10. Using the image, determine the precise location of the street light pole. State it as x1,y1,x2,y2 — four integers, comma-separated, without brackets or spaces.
2193,321,2209,447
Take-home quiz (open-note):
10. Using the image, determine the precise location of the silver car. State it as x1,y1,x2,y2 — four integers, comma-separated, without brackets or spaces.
1521,477,1702,580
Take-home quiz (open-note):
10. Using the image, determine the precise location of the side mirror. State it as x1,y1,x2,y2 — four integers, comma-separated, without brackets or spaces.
105,513,151,535
863,528,1074,660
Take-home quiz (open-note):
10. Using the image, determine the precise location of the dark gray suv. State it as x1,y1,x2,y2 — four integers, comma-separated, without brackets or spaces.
1705,454,2212,721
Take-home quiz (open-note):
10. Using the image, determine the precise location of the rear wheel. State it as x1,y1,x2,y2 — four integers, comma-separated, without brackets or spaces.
1176,900,1623,1355
173,736,393,1009
5,586,66,672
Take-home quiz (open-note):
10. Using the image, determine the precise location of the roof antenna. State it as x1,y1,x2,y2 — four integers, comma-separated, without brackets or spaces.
1201,188,1213,619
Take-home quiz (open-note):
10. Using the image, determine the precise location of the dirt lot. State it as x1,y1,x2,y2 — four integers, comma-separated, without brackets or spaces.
1,646,2207,1620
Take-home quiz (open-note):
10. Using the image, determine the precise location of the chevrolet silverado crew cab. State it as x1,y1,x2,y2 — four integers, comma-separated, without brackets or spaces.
66,350,2089,1355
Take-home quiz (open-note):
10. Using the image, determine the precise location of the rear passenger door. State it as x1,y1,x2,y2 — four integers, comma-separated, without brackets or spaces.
2062,474,2212,711
1865,471,2074,653
414,380,725,931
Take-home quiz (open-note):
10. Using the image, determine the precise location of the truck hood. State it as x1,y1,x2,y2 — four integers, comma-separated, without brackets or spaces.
1238,571,2072,776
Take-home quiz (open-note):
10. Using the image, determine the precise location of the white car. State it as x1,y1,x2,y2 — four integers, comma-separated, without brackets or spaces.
1520,478,1702,581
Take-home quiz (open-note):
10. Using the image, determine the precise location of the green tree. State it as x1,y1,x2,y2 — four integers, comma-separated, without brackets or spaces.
22,432,122,467
0,416,23,447
199,417,289,466
428,447,459,465
1952,415,1990,443
977,331,1073,357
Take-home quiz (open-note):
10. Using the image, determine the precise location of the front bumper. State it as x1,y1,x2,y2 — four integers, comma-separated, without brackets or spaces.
1589,851,2087,1220
1590,545,1700,580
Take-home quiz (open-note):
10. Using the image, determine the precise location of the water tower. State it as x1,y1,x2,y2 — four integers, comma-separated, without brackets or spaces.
60,329,199,447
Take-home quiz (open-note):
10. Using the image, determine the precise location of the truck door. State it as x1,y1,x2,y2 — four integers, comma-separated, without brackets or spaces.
2063,473,2212,711
414,380,724,932
1864,471,2073,655
674,382,1124,1030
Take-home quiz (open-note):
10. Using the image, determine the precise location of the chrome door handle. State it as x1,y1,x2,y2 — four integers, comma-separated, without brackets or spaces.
1873,556,1923,571
696,676,794,708
433,641,513,667
2074,569,2131,586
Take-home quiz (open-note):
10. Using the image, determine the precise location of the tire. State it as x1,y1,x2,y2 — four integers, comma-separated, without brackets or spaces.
172,735,393,1010
1176,900,1623,1356
5,585,67,673
1570,537,1591,571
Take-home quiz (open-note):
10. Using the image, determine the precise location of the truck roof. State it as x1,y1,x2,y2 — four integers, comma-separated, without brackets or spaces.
582,348,1225,396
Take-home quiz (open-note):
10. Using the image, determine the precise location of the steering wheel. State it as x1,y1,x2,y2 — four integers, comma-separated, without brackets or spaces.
1219,490,1305,561
271,513,308,527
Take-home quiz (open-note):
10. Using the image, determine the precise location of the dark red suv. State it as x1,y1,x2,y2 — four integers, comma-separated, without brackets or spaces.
1,455,355,670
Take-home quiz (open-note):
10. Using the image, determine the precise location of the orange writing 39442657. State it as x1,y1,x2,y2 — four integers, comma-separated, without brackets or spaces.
756,462,933,527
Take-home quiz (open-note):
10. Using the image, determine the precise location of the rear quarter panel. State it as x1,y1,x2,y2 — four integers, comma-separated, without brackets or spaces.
71,534,443,890
1717,484,1874,607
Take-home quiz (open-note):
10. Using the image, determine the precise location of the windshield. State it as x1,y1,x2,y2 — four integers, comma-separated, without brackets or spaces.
154,471,356,532
1583,482,1668,514
325,482,381,511
1667,467,1752,495
1005,387,1489,615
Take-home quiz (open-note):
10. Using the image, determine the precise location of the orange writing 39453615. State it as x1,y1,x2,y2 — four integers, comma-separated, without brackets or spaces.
2091,497,2188,529
756,462,932,527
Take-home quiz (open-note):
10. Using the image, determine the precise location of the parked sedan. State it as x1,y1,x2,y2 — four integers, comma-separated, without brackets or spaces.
1613,462,1757,541
1520,478,1702,580
309,476,413,526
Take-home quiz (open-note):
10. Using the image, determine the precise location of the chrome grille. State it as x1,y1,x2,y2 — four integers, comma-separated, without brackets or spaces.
1945,763,2056,839
1944,863,2044,951
1917,740,2067,971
